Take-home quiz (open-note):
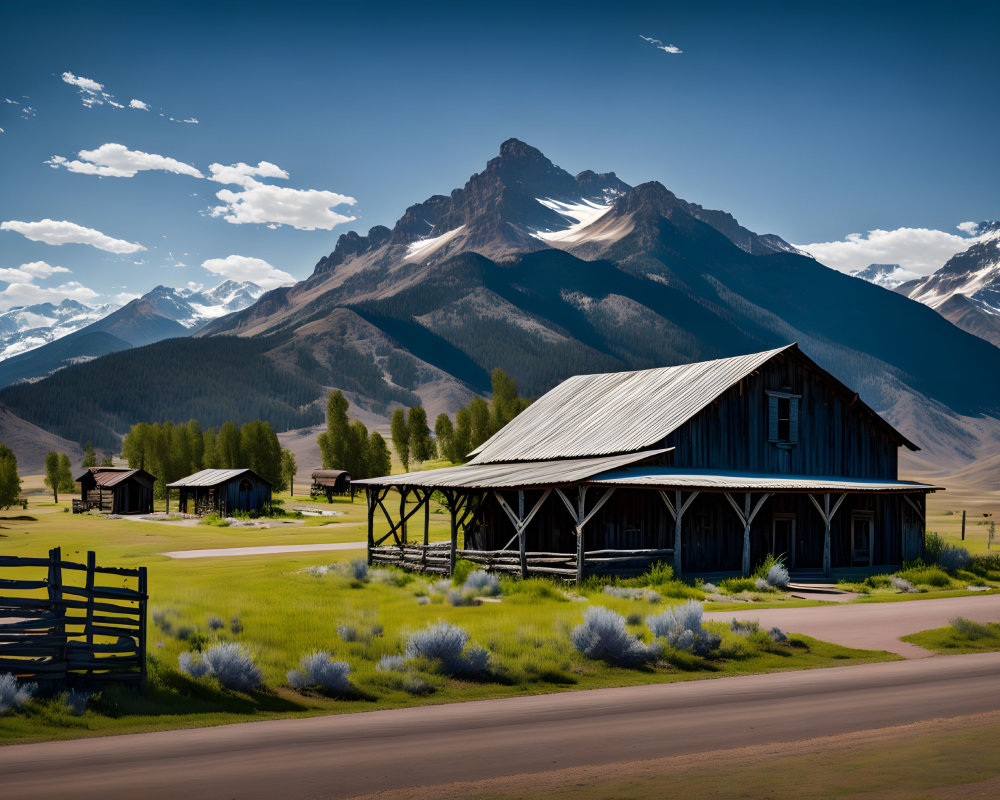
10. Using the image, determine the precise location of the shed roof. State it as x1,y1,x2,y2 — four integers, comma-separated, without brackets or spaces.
74,467,156,487
468,343,917,463
166,468,270,489
587,467,940,493
353,449,669,489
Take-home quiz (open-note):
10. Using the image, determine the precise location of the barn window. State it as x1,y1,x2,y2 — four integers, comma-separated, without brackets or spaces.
767,391,800,445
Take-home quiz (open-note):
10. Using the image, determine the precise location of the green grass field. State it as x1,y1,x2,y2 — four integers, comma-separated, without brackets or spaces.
0,490,905,743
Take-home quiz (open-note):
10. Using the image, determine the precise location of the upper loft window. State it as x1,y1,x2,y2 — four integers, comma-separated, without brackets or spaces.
767,390,800,445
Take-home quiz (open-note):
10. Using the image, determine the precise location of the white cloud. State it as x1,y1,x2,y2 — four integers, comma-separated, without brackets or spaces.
114,291,141,305
129,99,149,110
0,128,4,134
0,281,99,312
182,117,199,124
46,142,204,179
640,34,683,54
61,71,111,107
0,261,72,282
794,226,981,276
208,161,290,188
201,255,295,290
1,219,145,254
207,163,356,230
957,221,980,235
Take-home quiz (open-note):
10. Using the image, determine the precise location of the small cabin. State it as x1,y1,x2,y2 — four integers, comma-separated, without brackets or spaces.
74,467,156,515
310,469,352,501
165,468,272,516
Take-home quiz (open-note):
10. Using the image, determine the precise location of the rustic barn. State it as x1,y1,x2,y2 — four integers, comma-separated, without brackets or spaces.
165,468,272,516
356,344,940,582
74,467,156,514
310,469,352,501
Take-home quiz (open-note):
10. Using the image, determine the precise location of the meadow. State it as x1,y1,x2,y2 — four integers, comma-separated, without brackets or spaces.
0,486,904,743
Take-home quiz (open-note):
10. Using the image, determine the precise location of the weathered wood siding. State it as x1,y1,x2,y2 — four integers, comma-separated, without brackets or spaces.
666,350,900,479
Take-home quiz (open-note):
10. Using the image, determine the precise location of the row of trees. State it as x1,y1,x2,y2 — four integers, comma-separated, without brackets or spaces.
122,419,295,497
0,444,20,509
317,391,392,479
434,368,531,464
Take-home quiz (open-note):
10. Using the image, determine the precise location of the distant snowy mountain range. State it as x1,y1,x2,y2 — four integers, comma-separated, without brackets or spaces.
848,223,1000,349
0,280,264,363
0,280,265,386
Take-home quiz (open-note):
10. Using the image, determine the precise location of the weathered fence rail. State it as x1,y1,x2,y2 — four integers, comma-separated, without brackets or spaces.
0,547,147,686
369,544,673,580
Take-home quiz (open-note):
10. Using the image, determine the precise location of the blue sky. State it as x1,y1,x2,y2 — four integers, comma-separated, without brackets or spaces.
1,0,997,309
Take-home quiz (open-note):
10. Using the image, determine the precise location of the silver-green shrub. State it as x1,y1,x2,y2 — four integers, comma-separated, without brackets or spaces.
570,606,659,666
0,673,36,714
647,600,721,656
287,652,351,692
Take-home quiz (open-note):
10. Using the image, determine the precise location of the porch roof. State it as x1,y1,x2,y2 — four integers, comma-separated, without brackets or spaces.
586,466,942,493
352,449,669,489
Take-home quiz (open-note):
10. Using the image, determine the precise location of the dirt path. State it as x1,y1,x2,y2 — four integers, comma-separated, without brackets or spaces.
4,652,1000,799
160,540,368,559
705,593,1000,657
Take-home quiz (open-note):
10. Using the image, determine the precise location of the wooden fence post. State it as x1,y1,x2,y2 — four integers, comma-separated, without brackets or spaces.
47,547,66,677
85,551,96,682
138,565,148,687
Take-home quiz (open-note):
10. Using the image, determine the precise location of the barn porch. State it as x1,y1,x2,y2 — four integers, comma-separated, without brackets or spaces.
359,462,939,584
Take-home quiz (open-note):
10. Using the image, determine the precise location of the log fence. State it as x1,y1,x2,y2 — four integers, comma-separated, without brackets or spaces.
369,544,673,580
0,547,147,687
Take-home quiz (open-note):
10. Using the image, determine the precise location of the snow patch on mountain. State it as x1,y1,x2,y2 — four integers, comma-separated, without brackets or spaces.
0,300,117,361
532,197,614,243
405,225,466,261
849,263,919,290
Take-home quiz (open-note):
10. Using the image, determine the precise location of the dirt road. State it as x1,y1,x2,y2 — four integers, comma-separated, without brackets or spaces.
705,592,1000,657
4,649,1000,799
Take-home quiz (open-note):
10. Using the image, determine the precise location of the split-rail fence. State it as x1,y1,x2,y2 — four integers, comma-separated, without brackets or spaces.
0,547,147,686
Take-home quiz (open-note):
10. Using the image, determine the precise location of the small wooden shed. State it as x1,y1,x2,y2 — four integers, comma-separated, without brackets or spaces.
310,469,352,501
165,468,272,516
74,467,156,514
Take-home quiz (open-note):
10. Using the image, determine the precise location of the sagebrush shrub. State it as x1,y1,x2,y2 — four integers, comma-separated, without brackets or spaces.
376,654,407,672
603,586,662,602
63,689,92,716
230,615,243,635
340,558,369,582
950,616,991,640
207,615,225,631
937,544,972,573
765,563,790,589
463,570,501,596
337,624,358,642
0,673,36,714
768,626,788,643
405,622,492,676
180,643,263,691
287,652,351,692
890,576,915,592
570,606,659,666
731,619,760,637
647,600,721,657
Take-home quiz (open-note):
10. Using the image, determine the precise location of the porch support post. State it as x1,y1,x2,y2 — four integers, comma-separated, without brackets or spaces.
808,492,847,578
518,491,527,579
447,490,458,576
399,487,409,545
724,492,771,576
423,488,430,546
556,487,616,585
659,490,699,577
366,487,376,565
576,486,588,585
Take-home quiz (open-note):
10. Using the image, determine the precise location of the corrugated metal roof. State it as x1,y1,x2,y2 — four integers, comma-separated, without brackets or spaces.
166,468,263,488
353,449,669,489
74,467,154,487
469,346,792,463
587,467,941,493
312,470,349,479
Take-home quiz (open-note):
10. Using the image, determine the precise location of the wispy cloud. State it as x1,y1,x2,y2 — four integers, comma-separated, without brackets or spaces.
640,34,682,55
956,221,980,235
201,255,295,290
207,161,356,230
59,71,198,122
794,224,982,276
0,219,145,254
46,143,204,179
